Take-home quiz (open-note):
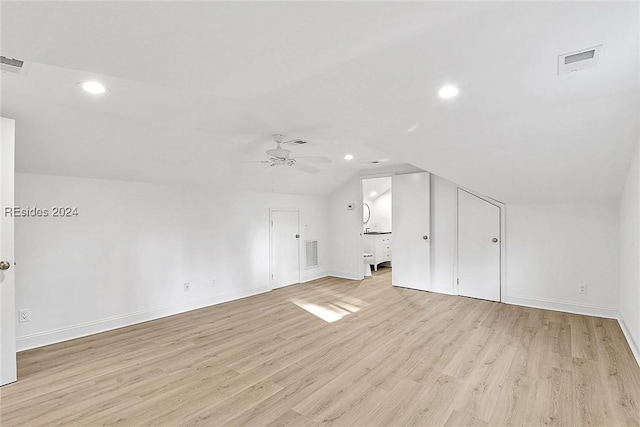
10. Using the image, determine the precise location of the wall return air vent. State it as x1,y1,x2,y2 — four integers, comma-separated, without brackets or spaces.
558,45,602,75
305,240,319,269
1,56,25,74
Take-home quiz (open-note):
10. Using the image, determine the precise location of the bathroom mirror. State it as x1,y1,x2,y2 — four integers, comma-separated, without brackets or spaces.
363,202,371,224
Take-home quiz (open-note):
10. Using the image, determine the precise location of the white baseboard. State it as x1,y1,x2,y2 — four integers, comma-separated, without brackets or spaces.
503,294,618,319
432,286,457,296
300,270,329,284
16,286,271,352
618,316,640,367
327,270,362,281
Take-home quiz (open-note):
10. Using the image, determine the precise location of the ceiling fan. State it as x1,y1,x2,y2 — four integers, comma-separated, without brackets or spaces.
246,134,331,174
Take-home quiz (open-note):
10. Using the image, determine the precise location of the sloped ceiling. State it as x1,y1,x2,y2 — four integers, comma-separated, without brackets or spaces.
1,1,638,202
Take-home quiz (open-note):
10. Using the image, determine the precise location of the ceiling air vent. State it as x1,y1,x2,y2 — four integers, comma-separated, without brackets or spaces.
558,45,602,75
1,56,25,74
361,159,388,165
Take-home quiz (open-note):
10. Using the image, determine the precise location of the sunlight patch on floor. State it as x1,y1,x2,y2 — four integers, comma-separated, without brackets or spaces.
290,294,365,323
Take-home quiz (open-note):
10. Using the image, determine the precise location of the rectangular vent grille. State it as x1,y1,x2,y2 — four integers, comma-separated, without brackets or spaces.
1,56,24,68
558,45,602,75
1,56,25,74
361,159,388,165
564,50,595,65
305,240,318,269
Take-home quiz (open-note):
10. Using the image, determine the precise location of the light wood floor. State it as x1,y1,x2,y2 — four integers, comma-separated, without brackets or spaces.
1,268,639,426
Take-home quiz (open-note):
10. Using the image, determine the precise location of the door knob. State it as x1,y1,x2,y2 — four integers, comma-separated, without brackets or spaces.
423,235,429,240
295,234,300,239
0,261,10,270
492,238,498,243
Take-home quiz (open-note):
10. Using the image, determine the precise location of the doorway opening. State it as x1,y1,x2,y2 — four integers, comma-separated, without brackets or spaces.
361,177,392,276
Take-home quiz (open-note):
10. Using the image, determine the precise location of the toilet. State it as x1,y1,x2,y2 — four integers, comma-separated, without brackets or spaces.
364,253,373,277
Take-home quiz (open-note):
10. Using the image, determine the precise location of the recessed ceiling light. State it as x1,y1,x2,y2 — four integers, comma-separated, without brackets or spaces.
438,85,459,99
344,154,354,161
82,81,106,95
406,123,420,133
370,191,377,197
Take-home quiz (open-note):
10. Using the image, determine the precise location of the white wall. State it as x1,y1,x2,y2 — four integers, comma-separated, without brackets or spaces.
368,191,392,232
328,177,363,279
619,139,640,363
14,173,329,350
505,202,619,318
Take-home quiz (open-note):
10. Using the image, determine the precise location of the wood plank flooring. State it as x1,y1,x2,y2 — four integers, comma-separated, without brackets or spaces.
1,268,639,426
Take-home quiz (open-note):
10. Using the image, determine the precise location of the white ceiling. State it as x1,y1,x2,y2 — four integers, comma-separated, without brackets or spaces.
1,1,638,202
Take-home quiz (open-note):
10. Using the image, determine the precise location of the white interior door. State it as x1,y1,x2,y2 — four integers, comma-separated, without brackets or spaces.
458,189,501,302
1,117,17,386
271,210,300,289
392,172,430,290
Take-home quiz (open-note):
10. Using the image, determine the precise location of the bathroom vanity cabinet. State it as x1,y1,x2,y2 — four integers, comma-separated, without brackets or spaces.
364,233,392,271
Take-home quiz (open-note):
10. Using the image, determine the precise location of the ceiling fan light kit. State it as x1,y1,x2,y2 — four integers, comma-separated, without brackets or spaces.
246,134,331,174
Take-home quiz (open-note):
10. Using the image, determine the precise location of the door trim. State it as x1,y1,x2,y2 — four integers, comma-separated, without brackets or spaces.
455,187,506,302
269,208,301,288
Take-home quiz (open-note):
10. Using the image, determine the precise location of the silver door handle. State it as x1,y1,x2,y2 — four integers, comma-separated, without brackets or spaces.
492,238,498,243
0,261,10,270
423,235,429,240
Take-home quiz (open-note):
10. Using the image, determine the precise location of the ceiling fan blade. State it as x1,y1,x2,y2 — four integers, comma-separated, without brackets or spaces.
295,156,331,163
242,160,271,164
292,163,321,174
281,139,307,146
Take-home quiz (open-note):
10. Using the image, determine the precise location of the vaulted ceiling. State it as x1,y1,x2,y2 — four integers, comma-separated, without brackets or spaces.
1,1,638,202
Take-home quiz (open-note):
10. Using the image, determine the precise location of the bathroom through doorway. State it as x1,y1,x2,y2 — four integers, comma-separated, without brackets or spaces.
361,177,393,276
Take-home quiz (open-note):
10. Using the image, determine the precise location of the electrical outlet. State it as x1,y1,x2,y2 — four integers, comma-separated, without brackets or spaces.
578,284,587,294
18,309,30,323
211,277,216,287
184,282,191,292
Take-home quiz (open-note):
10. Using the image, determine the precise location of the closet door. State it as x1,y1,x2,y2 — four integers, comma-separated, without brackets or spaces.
392,172,430,291
457,189,501,301
270,210,300,288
